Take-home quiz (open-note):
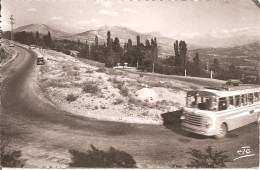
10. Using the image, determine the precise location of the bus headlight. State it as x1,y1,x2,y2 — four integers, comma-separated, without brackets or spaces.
180,111,186,120
203,117,212,128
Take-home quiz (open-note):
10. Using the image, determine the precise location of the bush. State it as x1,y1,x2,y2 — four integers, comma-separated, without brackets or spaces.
117,82,129,96
69,145,137,168
82,83,100,94
113,98,124,105
1,150,26,168
1,141,27,168
96,67,106,73
66,94,79,102
186,146,229,168
128,96,140,105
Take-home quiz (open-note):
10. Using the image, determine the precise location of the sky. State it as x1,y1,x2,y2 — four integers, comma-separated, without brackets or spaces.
1,0,260,38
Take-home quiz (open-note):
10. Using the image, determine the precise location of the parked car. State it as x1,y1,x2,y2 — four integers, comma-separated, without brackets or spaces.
29,45,35,49
226,79,243,86
37,56,45,65
9,42,14,47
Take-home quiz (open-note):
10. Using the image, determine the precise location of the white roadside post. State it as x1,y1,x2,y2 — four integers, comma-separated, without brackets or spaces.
185,69,187,77
211,70,214,79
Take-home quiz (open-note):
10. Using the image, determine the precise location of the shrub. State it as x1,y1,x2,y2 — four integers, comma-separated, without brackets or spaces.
1,141,27,168
96,67,106,73
118,83,129,97
73,66,80,70
66,94,79,102
1,150,26,168
69,145,137,168
128,96,140,105
113,98,124,105
82,83,100,94
186,146,229,168
85,69,93,73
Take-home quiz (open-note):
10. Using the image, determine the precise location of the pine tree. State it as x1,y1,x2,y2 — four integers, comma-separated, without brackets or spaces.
174,40,180,67
179,40,187,70
95,36,98,47
213,58,219,73
137,35,140,47
86,40,90,58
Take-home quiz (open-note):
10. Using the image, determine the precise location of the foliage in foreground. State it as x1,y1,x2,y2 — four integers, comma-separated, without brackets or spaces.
69,144,137,168
1,141,27,168
172,146,229,168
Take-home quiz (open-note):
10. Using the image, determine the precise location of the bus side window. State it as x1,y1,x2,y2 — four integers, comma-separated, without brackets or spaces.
219,97,227,111
229,96,234,109
235,95,241,107
242,94,247,105
255,92,259,102
248,93,254,104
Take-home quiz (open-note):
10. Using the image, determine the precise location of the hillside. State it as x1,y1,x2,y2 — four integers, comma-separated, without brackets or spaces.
63,25,177,56
189,41,259,72
13,24,199,56
14,24,72,38
182,27,260,48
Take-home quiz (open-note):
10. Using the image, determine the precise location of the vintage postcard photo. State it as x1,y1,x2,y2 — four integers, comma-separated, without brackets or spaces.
0,0,259,168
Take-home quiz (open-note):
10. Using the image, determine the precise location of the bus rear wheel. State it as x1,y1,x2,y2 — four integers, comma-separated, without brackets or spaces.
214,123,227,139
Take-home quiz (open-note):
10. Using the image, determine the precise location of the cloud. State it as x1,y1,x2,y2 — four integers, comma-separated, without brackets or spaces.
50,16,63,20
98,10,118,16
181,32,200,38
95,0,112,8
222,29,229,33
121,8,135,13
120,23,139,28
169,33,177,37
74,18,98,27
27,8,37,12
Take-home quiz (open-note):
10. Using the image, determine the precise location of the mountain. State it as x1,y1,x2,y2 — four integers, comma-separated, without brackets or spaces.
180,27,260,48
189,41,259,68
64,25,200,57
14,24,72,38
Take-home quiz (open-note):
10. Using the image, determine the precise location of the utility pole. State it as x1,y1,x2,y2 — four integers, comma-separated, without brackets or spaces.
206,59,209,72
10,15,15,42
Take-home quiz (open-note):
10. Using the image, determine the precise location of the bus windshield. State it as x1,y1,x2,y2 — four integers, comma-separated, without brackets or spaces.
187,95,217,111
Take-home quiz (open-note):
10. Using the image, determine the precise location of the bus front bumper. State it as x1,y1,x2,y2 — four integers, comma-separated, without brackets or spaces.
181,123,216,136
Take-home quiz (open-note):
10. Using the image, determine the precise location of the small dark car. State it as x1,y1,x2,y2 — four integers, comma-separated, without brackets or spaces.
37,56,44,65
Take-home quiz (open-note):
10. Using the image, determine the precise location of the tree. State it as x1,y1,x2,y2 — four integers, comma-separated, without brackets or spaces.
186,146,229,168
95,36,98,47
43,31,52,48
212,58,220,73
145,39,150,48
27,32,35,45
69,144,136,168
174,40,180,67
85,40,90,58
136,35,140,47
35,31,40,45
179,40,187,71
191,52,202,76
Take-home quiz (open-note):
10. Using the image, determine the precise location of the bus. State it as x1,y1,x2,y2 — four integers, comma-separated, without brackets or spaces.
180,84,260,139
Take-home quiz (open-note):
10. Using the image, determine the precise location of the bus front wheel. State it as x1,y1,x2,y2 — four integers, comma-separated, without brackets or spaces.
214,123,227,139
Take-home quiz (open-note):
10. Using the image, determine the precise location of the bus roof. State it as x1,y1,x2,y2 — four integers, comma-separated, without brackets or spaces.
187,84,260,98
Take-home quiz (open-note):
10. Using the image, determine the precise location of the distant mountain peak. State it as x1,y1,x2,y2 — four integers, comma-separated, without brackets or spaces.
14,23,71,38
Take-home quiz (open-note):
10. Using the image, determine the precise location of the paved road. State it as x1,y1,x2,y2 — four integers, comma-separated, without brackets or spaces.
116,68,225,87
1,45,259,168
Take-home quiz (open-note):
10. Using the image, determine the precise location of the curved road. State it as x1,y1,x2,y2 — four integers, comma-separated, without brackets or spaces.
1,45,259,168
